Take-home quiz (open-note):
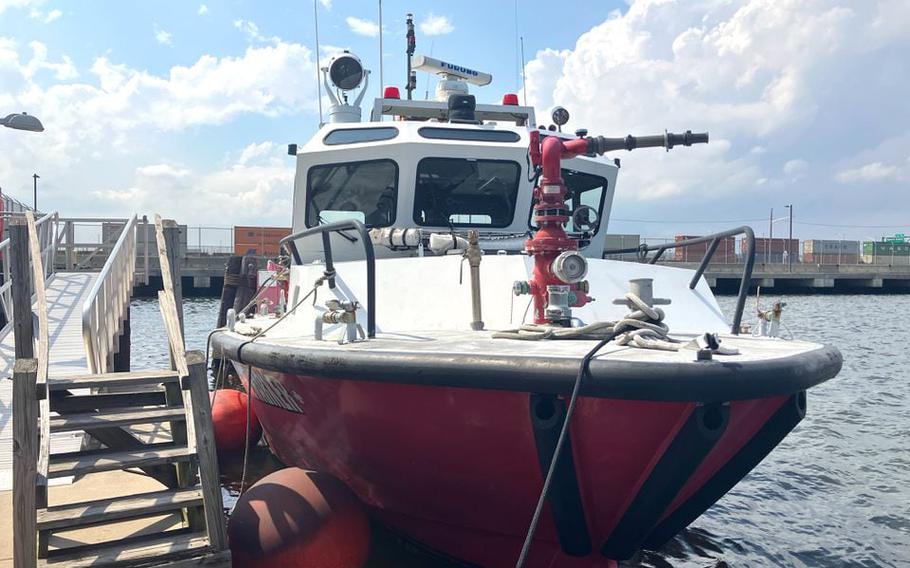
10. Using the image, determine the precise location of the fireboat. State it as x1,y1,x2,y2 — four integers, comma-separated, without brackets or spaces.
211,29,842,568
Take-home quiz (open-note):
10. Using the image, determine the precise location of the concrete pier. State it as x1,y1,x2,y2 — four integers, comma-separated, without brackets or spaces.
679,263,910,293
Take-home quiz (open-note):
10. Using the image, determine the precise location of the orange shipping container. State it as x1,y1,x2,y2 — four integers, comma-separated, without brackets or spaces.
673,235,737,262
234,226,292,257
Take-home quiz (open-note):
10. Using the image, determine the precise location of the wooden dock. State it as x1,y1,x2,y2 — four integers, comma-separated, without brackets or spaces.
1,213,230,567
0,273,99,490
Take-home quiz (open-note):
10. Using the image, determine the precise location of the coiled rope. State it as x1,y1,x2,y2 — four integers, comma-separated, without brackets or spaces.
494,292,683,351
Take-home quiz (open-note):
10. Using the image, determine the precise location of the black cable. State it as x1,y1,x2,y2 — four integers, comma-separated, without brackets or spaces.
514,329,621,567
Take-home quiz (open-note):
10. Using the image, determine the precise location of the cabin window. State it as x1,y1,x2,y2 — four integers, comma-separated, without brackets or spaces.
413,158,521,228
418,127,521,143
306,159,398,228
323,127,399,145
529,169,608,234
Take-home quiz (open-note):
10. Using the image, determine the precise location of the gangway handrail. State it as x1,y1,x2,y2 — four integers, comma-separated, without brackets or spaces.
0,211,59,338
81,214,138,373
279,220,376,338
603,225,756,334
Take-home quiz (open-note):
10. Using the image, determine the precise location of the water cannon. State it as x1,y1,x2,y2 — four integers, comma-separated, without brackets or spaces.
584,130,709,154
412,54,492,101
520,127,709,325
323,51,371,123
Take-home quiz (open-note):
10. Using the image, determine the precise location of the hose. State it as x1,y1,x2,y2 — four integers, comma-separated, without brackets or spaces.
514,329,621,567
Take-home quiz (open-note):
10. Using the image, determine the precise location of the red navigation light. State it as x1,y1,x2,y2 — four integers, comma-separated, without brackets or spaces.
502,93,519,106
383,86,401,99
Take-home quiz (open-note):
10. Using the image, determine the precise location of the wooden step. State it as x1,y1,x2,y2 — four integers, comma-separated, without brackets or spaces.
48,446,194,478
50,406,186,433
49,369,180,392
51,391,167,413
40,531,221,568
37,487,204,531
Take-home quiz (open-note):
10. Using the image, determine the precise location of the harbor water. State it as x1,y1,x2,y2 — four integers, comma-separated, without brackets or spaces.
128,294,909,567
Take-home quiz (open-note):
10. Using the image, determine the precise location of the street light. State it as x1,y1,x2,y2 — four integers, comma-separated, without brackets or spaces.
1,112,44,132
33,174,40,211
785,204,793,272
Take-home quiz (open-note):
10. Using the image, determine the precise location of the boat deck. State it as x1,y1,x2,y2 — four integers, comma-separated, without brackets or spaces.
215,321,843,402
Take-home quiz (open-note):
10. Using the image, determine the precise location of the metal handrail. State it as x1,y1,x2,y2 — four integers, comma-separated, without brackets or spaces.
0,212,59,338
603,225,756,334
279,220,376,338
81,214,138,373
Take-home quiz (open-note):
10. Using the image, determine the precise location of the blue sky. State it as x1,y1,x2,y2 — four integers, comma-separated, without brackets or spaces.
1,0,908,241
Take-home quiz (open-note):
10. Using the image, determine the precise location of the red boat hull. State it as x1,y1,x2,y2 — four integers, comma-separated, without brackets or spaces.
236,365,803,567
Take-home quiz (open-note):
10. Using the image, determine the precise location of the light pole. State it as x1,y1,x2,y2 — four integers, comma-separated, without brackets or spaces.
33,173,40,211
768,207,773,263
1,112,44,132
785,204,793,272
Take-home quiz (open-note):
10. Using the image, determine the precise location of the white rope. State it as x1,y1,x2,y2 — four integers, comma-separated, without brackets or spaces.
493,292,683,351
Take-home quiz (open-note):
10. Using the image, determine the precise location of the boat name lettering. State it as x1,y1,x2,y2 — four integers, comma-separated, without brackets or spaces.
251,370,305,414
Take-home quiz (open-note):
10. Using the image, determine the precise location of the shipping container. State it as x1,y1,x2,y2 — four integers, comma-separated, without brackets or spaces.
862,241,910,257
603,234,641,261
746,238,799,264
673,235,737,263
803,253,860,265
802,239,860,255
234,226,292,257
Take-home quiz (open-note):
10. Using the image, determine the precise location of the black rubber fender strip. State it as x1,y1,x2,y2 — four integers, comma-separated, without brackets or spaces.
211,331,842,403
529,394,591,556
601,403,730,560
641,392,806,550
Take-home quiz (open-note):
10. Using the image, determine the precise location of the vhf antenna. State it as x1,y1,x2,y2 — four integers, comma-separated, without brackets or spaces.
405,13,416,100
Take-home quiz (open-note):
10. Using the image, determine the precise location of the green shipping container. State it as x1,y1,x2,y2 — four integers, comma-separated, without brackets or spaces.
862,241,910,256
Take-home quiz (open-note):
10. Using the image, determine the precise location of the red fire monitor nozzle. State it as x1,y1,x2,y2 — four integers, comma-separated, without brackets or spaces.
517,129,709,325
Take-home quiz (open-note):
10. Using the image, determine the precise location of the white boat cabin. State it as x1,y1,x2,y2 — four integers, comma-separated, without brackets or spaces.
289,97,620,262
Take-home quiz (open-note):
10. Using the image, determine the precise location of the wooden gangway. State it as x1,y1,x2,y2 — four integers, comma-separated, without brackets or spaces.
5,214,229,567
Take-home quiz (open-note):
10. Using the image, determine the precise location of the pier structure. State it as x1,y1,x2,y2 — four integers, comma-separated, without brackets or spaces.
1,212,229,567
0,213,906,296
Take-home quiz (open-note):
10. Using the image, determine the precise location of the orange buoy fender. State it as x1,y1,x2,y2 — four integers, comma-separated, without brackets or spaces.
228,468,371,568
211,388,261,453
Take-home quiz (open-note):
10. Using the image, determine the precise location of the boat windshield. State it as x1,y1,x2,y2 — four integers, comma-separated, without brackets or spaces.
413,157,520,227
530,168,608,233
306,159,399,228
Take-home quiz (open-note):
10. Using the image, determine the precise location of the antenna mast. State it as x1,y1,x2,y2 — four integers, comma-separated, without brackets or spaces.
378,0,384,100
405,13,416,100
314,0,324,125
520,36,528,106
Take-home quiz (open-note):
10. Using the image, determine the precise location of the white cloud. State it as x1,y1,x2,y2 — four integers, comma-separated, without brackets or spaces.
835,162,900,183
237,141,281,167
0,0,40,15
197,4,208,15
0,38,319,223
318,0,331,9
523,0,910,220
154,26,172,45
234,19,281,44
43,8,60,22
783,159,808,175
420,14,454,36
93,157,294,225
346,16,379,38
